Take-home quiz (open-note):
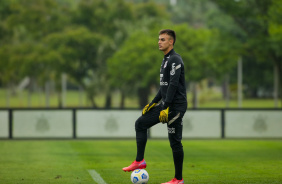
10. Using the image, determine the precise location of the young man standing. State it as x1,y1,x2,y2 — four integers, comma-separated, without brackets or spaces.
122,29,187,184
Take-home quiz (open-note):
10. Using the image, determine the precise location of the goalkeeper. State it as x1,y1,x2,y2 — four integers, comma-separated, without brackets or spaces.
123,29,187,184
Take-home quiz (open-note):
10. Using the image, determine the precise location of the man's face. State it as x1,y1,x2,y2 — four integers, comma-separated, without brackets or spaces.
158,33,173,52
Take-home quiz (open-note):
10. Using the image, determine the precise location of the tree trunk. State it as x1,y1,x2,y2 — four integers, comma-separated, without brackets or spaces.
27,77,34,107
45,81,50,108
191,82,198,109
57,91,62,108
61,73,67,108
274,65,279,108
277,59,282,108
89,95,97,108
237,56,243,108
105,92,112,109
272,55,282,108
120,91,125,109
6,84,10,107
222,74,230,108
78,86,83,107
137,87,149,108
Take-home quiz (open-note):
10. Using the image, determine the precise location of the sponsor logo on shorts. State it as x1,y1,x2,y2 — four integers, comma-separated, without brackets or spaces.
168,127,175,134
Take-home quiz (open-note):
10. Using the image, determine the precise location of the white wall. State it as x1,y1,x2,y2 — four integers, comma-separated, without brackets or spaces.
13,110,73,138
2,109,282,139
225,110,282,138
76,110,139,138
0,110,9,138
150,111,221,138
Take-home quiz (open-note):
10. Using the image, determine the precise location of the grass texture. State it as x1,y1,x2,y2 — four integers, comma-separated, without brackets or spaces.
0,140,281,184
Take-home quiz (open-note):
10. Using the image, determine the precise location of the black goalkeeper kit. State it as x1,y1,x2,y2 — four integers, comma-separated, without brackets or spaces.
135,49,187,180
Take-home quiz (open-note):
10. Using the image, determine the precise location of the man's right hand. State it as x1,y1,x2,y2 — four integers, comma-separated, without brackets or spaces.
142,102,156,115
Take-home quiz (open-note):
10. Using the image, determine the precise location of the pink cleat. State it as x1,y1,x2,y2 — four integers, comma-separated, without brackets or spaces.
122,159,147,172
161,178,184,184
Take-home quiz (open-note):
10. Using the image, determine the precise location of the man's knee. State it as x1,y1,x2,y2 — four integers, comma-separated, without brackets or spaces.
170,141,183,152
135,116,145,131
169,130,183,152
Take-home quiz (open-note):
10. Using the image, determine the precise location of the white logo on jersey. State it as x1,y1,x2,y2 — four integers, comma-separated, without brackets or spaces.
164,61,168,68
170,63,176,75
160,74,167,85
170,63,181,76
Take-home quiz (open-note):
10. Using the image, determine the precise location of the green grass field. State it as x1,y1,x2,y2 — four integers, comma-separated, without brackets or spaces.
0,140,281,184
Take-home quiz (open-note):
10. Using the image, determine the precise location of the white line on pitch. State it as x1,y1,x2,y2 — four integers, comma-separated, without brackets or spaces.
88,169,107,184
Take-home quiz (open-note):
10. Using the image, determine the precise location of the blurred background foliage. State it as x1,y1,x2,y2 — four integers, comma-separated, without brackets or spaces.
0,0,281,108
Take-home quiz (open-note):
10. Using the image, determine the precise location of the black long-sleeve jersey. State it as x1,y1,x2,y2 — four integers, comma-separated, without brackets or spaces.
152,49,187,112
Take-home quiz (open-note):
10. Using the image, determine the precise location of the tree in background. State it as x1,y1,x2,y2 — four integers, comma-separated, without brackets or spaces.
212,0,282,105
1,0,281,108
108,24,217,108
268,0,282,105
166,0,242,107
168,0,282,106
0,0,69,106
70,0,167,108
108,28,161,108
0,0,168,107
174,24,214,108
44,27,109,107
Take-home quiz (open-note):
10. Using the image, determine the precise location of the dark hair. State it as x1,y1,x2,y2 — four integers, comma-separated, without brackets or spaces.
159,29,176,45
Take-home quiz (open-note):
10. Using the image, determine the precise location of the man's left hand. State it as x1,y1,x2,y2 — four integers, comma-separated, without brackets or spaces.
159,107,169,123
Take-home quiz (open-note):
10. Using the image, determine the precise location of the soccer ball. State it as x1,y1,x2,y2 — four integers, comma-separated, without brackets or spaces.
131,169,149,184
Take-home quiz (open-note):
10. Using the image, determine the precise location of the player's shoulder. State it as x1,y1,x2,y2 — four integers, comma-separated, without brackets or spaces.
169,51,183,64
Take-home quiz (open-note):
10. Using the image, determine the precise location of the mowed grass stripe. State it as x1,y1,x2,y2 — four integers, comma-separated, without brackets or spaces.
0,140,282,183
0,141,94,184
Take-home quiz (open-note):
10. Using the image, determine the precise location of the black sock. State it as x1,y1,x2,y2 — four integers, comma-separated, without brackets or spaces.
135,130,147,161
173,149,184,180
